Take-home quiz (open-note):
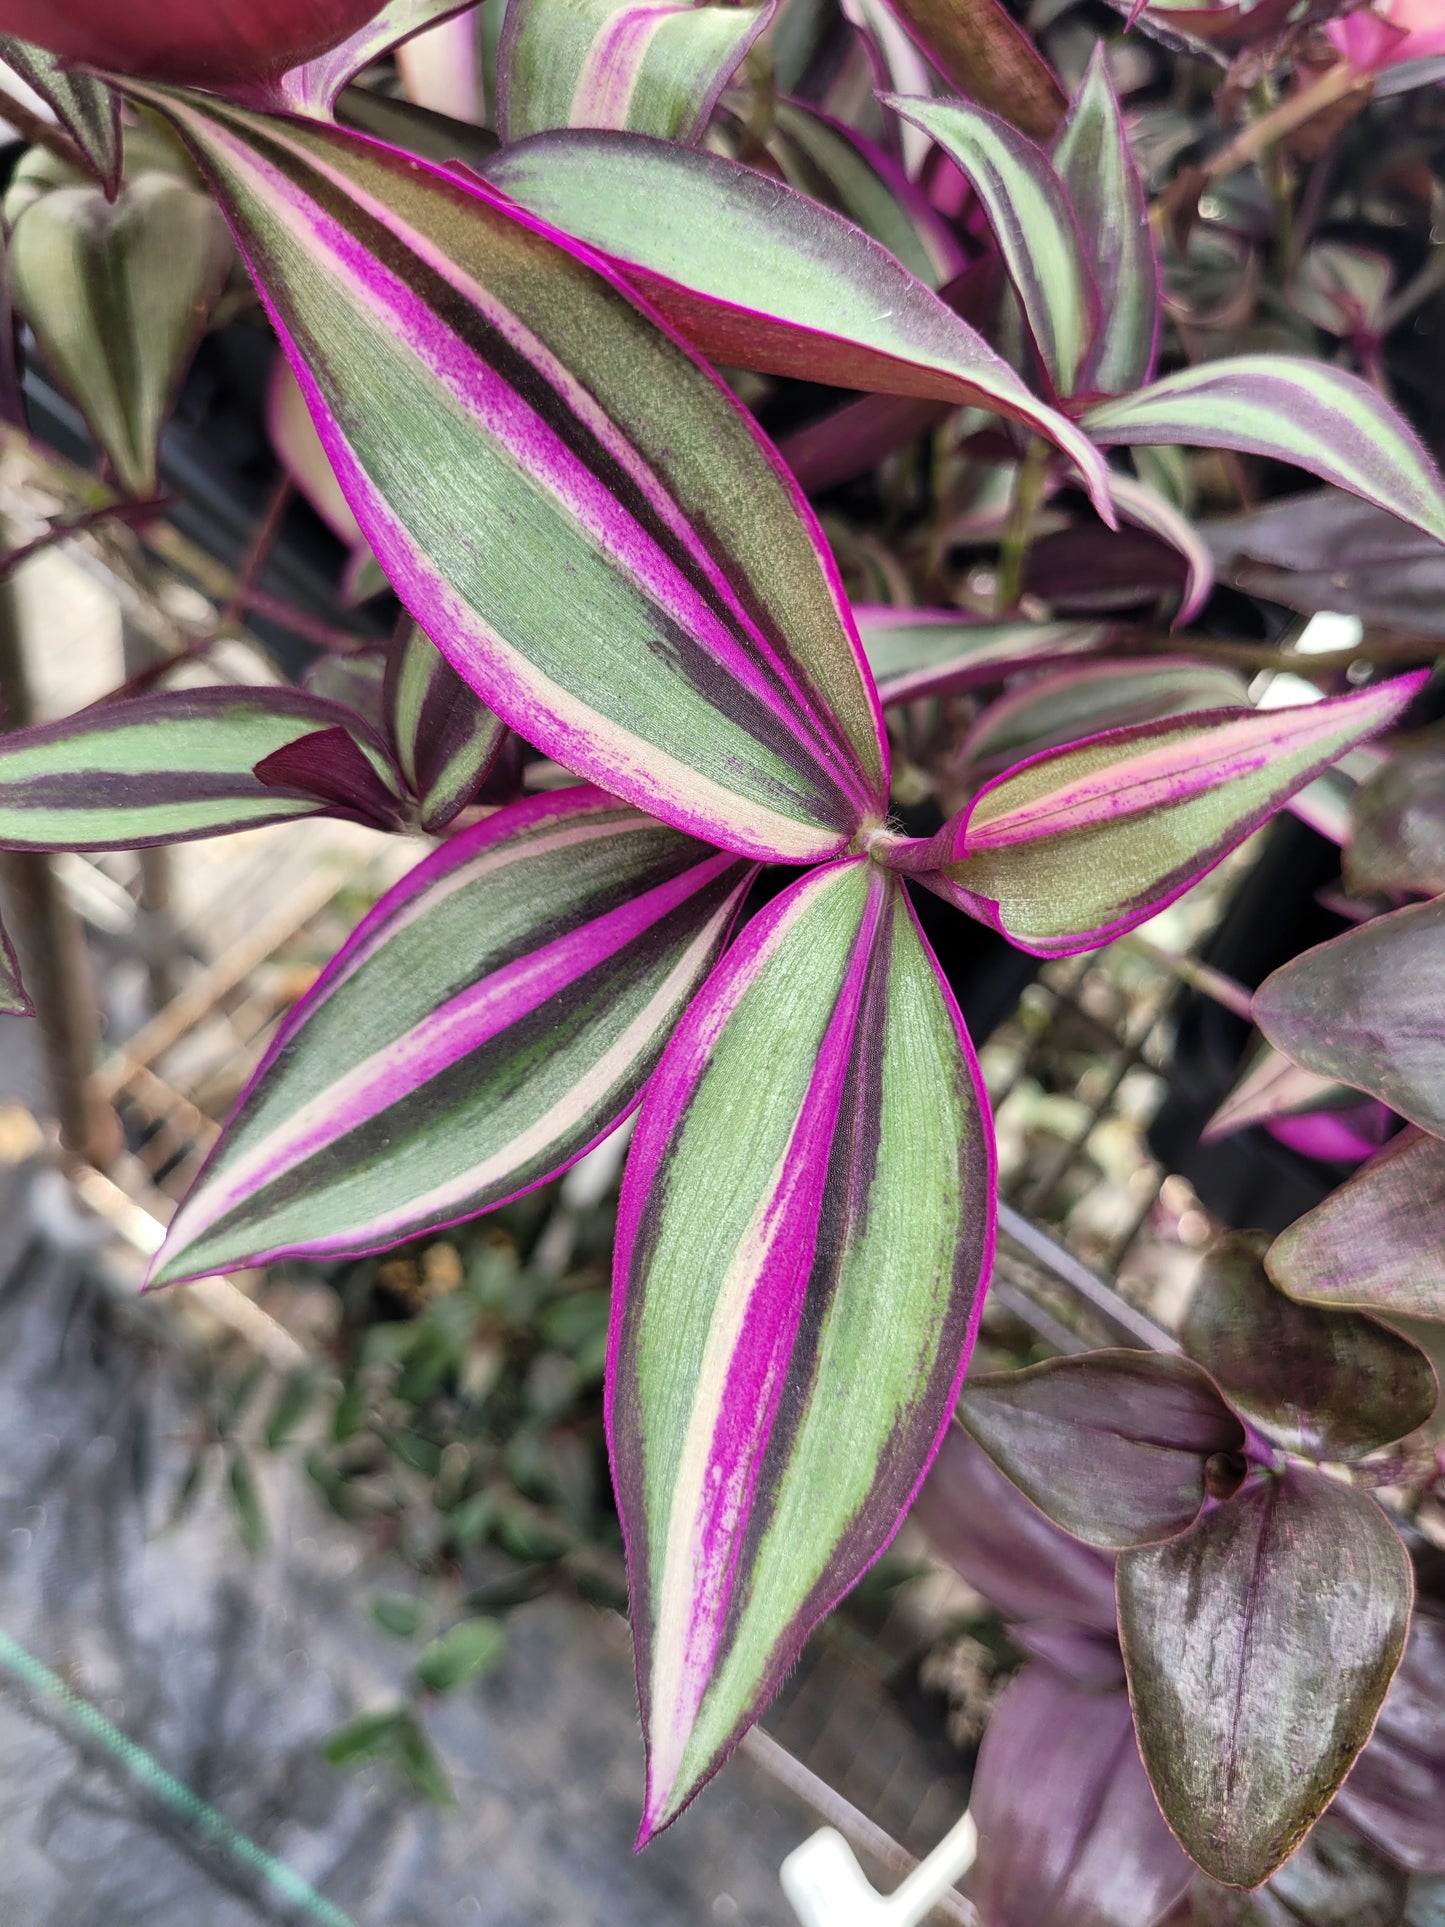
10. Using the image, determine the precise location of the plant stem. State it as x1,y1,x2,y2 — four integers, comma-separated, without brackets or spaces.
994,435,1049,615
1202,61,1368,190
0,554,118,1165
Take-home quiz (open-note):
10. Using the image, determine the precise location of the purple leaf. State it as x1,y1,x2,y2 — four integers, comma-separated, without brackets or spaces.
1268,1130,1445,1326
483,131,1116,514
1203,1041,1364,1144
1118,1464,1414,1887
254,724,407,831
276,1,481,116
971,1666,1194,1927
1334,1563,1445,1875
1159,1819,1411,1925
1254,897,1445,1139
1207,489,1445,639
905,676,1425,956
911,1422,1122,1652
122,85,888,865
1346,739,1445,898
1085,359,1445,549
1182,1231,1437,1460
961,1351,1246,1550
150,787,756,1285
609,860,995,1840
1106,471,1214,622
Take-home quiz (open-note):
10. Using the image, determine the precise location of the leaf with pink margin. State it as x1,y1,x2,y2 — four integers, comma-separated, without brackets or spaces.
0,685,398,849
1118,1465,1414,1889
1052,49,1159,397
961,1351,1245,1551
1268,1131,1445,1326
902,675,1426,957
1106,471,1214,622
1181,1231,1437,1461
956,657,1247,779
495,0,772,145
856,608,1109,706
911,1421,1121,1657
482,132,1116,515
149,787,756,1287
609,859,994,1840
254,723,407,830
1254,897,1445,1139
122,84,886,865
1203,1040,1367,1145
276,1,481,116
971,1667,1195,1927
1085,358,1445,548
884,93,1100,399
384,622,506,833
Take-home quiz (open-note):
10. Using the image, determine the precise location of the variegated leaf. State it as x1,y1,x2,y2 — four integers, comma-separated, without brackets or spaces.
150,788,755,1285
385,623,507,833
484,132,1113,511
0,35,121,195
610,858,995,1838
881,0,1065,141
906,676,1425,956
766,96,962,289
1254,896,1445,1138
1107,470,1214,622
1085,358,1445,547
496,0,771,144
956,657,1247,778
124,86,886,864
1052,50,1158,396
0,686,401,848
856,608,1108,706
885,93,1099,399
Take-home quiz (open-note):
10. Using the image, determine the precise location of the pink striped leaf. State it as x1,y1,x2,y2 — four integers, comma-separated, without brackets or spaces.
955,657,1247,779
0,686,404,848
884,93,1100,400
856,608,1109,706
1052,50,1159,396
384,622,507,833
149,787,756,1286
1106,470,1213,622
902,676,1426,956
121,85,886,865
1268,1130,1445,1326
1254,896,1445,1139
609,857,995,1839
483,132,1114,512
1085,358,1445,547
496,0,772,145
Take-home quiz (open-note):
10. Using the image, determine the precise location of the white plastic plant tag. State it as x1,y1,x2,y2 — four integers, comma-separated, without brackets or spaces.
779,1810,977,1927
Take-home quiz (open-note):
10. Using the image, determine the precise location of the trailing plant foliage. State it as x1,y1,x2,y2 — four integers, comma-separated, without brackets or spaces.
0,0,1442,1893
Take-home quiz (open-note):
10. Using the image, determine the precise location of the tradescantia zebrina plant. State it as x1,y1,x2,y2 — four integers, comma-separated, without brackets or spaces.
2,0,1445,1859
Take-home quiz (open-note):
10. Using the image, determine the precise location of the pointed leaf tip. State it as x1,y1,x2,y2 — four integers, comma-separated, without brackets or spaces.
611,862,994,1834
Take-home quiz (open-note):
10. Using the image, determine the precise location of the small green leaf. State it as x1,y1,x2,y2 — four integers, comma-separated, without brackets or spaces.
415,1616,506,1693
370,1592,427,1639
394,1710,454,1803
322,1704,409,1767
263,1367,321,1450
227,1451,267,1557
